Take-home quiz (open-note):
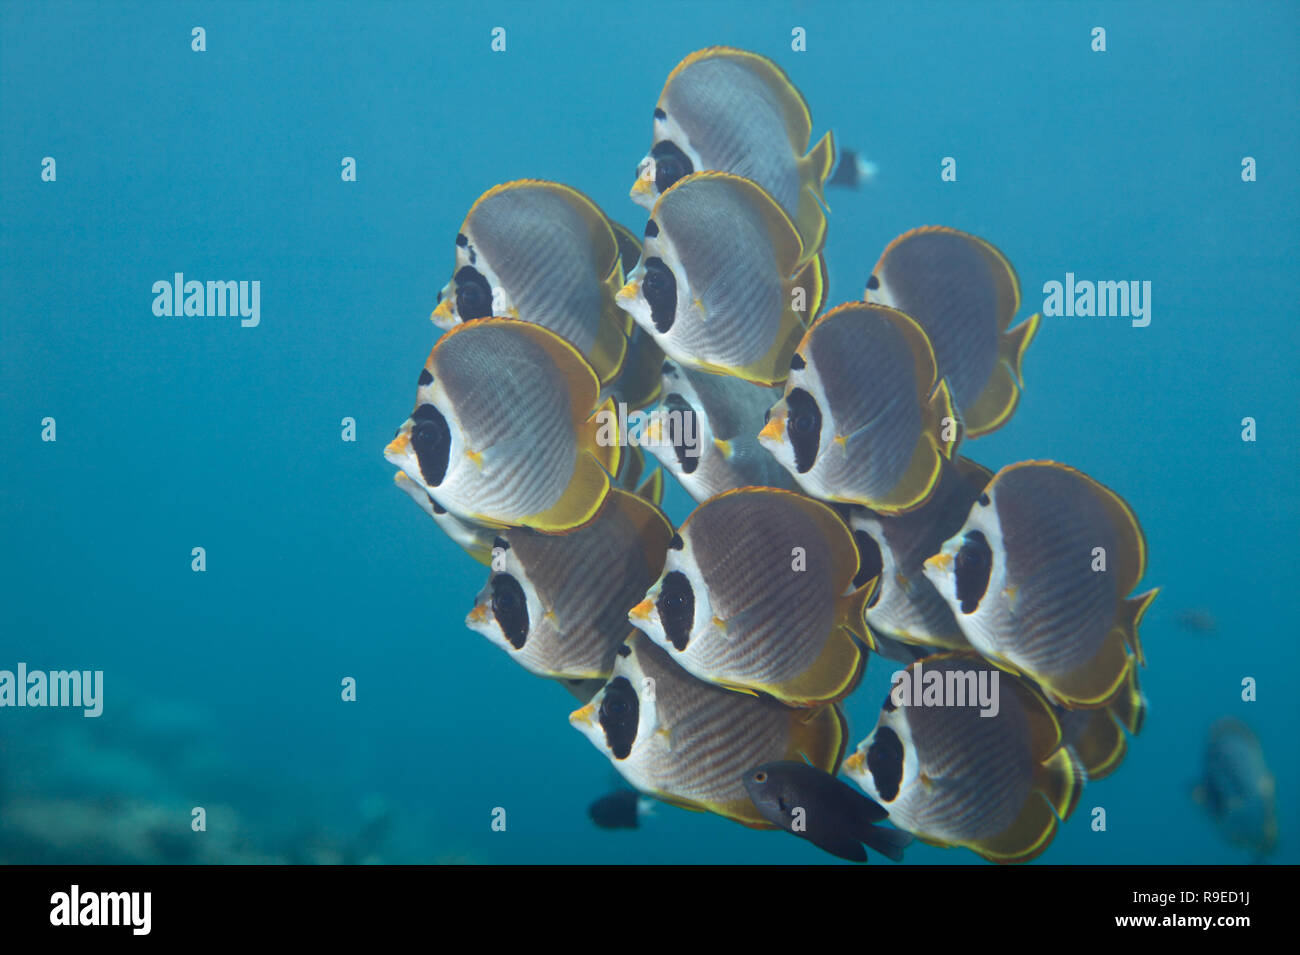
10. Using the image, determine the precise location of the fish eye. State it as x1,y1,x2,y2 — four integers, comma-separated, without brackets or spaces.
651,140,693,194
954,530,993,615
598,677,640,760
785,388,822,474
754,771,767,783
453,265,493,321
642,257,677,333
657,571,695,651
490,574,530,650
410,404,452,487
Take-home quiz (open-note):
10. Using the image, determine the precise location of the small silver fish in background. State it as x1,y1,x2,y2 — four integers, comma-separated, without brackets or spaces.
631,46,834,262
842,653,1084,864
922,461,1157,709
628,487,873,707
759,302,956,514
430,180,631,387
618,172,826,387
742,761,911,863
569,631,847,828
1193,718,1278,860
1053,662,1146,781
466,489,674,681
1175,608,1217,634
850,457,993,653
392,470,497,566
385,319,619,533
642,360,795,503
865,227,1040,437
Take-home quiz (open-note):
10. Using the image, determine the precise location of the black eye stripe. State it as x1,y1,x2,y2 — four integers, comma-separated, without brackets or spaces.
866,726,904,802
454,265,493,321
650,140,693,194
490,574,529,650
657,571,694,651
954,530,993,614
642,258,677,333
599,677,639,760
785,388,821,474
410,404,451,487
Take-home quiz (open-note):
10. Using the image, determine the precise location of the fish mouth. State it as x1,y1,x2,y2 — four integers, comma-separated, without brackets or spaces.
924,552,953,573
631,176,654,198
431,298,455,326
629,598,655,622
758,413,786,443
385,432,411,460
569,701,597,727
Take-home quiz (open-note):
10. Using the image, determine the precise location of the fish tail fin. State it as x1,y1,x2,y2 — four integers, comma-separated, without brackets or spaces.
1121,588,1159,666
789,252,829,326
1038,745,1087,822
862,824,913,863
1065,712,1128,781
1001,311,1041,387
802,130,836,200
1108,654,1147,735
927,378,959,458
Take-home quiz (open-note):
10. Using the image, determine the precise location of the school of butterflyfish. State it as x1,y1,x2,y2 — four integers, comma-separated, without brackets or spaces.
383,47,1157,863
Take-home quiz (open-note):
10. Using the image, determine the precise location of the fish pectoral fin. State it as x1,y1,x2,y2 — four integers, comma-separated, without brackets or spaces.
525,451,611,533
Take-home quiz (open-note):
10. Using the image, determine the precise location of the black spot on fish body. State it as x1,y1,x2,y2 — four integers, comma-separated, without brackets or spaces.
599,677,640,760
785,388,822,474
588,789,641,830
425,492,447,516
653,107,666,120
490,574,529,650
954,530,993,614
642,258,677,333
454,265,493,321
669,533,684,551
418,368,433,386
852,530,884,597
616,643,631,658
867,726,904,802
790,352,806,371
650,140,693,194
657,571,694,651
456,233,468,248
410,404,452,487
978,493,990,506
867,274,880,291
492,537,510,552
644,219,659,238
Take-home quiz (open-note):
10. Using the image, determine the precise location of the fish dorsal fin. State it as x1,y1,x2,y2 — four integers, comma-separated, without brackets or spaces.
609,486,675,566
662,171,805,275
665,47,814,151
953,455,995,490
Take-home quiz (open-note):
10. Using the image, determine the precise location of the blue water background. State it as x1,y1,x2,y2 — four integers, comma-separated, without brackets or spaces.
2,0,1297,863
